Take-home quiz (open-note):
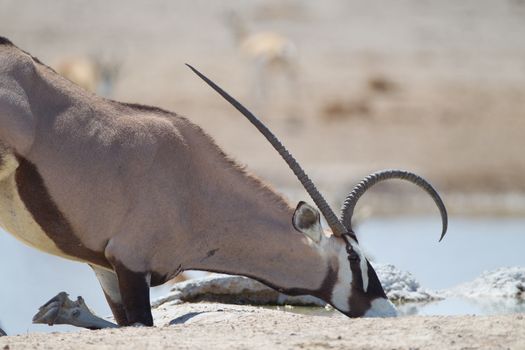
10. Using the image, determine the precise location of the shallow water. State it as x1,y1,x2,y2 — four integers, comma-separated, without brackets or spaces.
358,216,525,289
398,297,525,316
270,297,525,318
0,217,523,335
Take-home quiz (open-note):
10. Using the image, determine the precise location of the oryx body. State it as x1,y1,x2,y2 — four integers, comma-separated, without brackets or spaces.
0,37,447,330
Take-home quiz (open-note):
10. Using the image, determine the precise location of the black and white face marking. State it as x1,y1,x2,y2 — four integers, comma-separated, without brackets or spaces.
345,237,370,292
330,235,397,318
292,202,396,317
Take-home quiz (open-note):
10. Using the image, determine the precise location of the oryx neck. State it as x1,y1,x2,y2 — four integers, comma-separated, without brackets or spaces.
175,131,331,293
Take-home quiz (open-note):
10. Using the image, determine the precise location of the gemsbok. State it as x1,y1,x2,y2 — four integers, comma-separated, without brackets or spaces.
225,11,299,110
55,55,121,98
0,36,447,332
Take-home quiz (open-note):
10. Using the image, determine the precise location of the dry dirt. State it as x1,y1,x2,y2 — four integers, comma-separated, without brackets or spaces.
1,303,524,350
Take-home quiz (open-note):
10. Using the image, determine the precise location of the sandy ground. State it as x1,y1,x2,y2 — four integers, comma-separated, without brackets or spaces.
1,303,524,350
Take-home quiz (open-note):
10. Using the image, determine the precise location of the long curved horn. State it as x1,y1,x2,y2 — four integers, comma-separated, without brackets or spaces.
340,169,448,241
187,64,347,237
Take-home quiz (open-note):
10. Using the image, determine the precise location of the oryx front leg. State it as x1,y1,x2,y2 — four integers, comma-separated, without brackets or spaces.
105,241,154,327
91,266,129,326
113,264,153,326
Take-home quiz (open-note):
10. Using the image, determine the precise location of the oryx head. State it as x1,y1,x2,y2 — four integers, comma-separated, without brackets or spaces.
187,64,448,318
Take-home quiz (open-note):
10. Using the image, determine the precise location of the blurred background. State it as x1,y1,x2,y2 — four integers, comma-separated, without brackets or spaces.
0,0,524,335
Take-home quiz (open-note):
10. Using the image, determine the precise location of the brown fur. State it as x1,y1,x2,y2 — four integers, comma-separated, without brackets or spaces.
15,155,110,268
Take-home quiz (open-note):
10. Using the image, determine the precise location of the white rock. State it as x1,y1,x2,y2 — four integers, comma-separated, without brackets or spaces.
152,264,438,309
373,264,440,302
153,274,325,308
447,266,525,299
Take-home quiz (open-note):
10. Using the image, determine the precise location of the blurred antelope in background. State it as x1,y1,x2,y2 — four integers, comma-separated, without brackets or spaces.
55,55,121,98
225,10,300,114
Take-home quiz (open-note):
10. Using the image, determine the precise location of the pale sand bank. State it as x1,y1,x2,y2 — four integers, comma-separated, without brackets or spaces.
1,303,523,350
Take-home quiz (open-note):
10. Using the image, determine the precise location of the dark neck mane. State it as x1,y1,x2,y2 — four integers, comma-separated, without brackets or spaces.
0,36,13,46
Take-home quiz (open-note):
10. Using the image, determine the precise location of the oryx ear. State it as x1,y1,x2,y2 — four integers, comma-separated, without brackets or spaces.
292,201,323,243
